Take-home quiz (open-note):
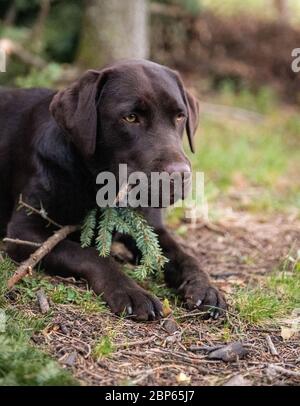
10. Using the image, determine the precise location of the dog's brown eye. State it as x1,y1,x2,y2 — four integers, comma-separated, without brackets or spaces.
123,114,138,123
176,113,186,122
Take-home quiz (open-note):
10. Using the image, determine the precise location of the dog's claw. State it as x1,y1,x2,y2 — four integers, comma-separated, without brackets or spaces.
196,299,202,307
180,278,227,319
104,283,163,322
150,310,156,320
214,311,219,320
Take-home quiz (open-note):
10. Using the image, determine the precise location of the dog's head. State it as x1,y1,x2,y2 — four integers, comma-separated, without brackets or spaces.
50,60,199,206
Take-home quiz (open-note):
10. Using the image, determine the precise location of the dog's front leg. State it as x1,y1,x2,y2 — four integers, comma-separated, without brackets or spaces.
6,209,163,321
141,209,227,318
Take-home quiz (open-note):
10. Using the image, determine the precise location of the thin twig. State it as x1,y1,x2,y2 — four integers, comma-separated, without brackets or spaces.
55,331,91,358
81,368,111,383
7,225,79,289
267,364,300,378
18,195,62,228
177,306,239,320
150,348,207,363
176,311,207,319
115,335,157,349
3,238,42,248
131,364,184,384
189,344,224,353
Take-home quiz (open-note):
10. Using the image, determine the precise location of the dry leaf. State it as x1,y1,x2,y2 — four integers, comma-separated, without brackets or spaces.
280,326,295,341
162,298,172,317
279,309,300,340
176,372,191,384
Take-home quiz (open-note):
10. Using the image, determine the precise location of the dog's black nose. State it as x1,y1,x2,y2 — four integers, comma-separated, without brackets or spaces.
165,162,191,178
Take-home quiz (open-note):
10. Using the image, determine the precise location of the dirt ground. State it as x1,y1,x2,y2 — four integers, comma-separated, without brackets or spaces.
18,208,300,386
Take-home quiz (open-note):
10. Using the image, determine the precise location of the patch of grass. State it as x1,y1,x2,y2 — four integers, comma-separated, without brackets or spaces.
93,335,115,359
0,257,77,386
13,270,106,314
220,324,233,342
0,257,15,306
186,97,300,214
0,256,105,385
233,255,300,325
143,270,179,306
217,82,278,114
284,116,300,147
169,89,299,225
234,288,282,324
192,118,286,189
0,310,77,385
231,188,300,215
166,207,186,227
50,284,106,313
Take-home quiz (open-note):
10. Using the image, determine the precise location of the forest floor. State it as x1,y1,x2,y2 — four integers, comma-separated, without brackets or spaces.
1,207,299,386
0,88,299,386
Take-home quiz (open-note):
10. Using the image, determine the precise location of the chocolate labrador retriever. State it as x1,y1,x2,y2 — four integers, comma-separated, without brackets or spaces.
0,59,226,320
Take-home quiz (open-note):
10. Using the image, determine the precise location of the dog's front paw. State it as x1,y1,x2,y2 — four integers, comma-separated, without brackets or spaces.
179,277,227,319
104,283,163,321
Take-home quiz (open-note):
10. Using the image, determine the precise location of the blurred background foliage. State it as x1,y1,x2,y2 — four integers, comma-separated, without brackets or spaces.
0,0,300,100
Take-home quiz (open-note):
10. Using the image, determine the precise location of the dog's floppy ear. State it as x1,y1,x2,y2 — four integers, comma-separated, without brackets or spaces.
167,68,200,153
184,90,200,153
49,69,110,158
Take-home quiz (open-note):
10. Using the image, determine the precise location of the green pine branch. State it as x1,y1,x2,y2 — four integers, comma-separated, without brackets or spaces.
81,207,168,280
80,208,97,248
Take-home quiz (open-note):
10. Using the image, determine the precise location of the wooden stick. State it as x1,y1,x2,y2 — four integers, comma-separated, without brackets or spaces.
0,38,46,69
268,364,300,378
266,335,279,356
7,225,79,289
3,238,42,248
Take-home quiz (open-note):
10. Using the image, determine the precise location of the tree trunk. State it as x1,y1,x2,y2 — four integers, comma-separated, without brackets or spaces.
77,0,149,68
